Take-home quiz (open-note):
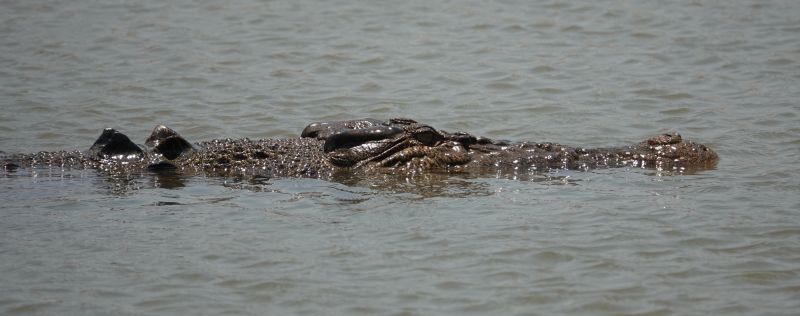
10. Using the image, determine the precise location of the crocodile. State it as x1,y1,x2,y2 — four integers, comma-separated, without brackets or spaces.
301,118,718,173
1,118,718,179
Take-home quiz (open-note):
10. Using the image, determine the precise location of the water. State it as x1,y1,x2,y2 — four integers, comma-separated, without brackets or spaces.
1,0,799,315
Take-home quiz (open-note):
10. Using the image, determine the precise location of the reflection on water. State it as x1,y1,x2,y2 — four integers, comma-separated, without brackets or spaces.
0,161,586,196
149,169,187,189
7,165,794,316
1,160,797,316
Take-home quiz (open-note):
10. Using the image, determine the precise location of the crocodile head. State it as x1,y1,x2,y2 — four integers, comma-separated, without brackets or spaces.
317,120,472,170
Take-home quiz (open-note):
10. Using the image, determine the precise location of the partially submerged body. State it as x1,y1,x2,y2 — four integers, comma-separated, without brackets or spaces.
2,118,718,179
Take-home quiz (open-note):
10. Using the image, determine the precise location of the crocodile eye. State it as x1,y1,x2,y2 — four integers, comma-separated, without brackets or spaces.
414,129,441,146
416,131,432,144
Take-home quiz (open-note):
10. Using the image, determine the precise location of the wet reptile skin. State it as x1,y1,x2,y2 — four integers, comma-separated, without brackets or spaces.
2,118,718,179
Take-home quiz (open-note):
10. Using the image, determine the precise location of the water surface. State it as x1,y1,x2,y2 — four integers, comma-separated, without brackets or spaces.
1,0,799,315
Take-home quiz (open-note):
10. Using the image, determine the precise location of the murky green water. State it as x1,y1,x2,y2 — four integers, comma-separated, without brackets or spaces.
1,0,799,315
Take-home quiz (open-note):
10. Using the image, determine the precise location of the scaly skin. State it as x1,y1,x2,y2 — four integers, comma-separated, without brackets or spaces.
356,132,717,174
305,118,718,174
450,134,718,173
2,137,336,179
1,118,718,179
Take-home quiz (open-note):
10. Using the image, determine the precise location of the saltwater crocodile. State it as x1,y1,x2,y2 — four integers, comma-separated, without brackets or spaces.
301,118,718,173
1,118,718,179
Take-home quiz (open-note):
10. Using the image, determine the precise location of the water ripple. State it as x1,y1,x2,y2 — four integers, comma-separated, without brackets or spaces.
1,0,799,315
